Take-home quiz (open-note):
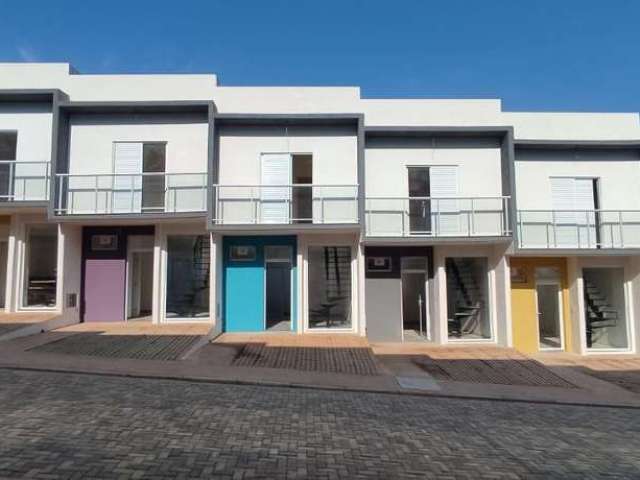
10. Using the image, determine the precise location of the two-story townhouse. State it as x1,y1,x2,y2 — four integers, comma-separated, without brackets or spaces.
210,110,363,335
0,89,62,314
507,112,640,356
0,63,217,328
1,62,640,357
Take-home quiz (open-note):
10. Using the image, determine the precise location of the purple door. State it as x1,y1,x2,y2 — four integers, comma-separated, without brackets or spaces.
84,259,126,322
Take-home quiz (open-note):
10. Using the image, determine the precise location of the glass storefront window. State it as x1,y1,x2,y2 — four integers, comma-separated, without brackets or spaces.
23,224,58,308
583,267,629,350
165,235,210,319
446,257,491,339
308,246,352,329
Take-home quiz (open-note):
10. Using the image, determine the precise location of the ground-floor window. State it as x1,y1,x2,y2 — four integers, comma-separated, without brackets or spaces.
583,267,629,350
165,235,209,319
446,257,491,339
308,246,352,329
23,224,58,308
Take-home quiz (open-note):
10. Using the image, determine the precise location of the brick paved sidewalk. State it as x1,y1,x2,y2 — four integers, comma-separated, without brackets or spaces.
374,344,576,387
25,322,212,361
537,353,640,394
218,333,382,375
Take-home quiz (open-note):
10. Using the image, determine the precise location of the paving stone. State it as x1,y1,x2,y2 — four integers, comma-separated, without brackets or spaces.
28,333,202,361
1,369,640,479
231,344,381,376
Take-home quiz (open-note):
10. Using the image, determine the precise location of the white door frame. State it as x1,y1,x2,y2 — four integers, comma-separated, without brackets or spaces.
399,257,430,342
125,245,154,321
580,265,634,354
263,245,294,331
302,240,358,334
534,278,565,351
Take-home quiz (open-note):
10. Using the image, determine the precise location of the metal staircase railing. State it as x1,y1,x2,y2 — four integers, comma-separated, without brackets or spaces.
583,281,618,348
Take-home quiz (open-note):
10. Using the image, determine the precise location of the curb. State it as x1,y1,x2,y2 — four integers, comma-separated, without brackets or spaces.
2,365,640,410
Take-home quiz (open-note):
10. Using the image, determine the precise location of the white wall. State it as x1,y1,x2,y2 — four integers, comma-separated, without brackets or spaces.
68,114,209,175
218,125,357,184
217,125,358,223
365,138,503,198
365,138,505,236
65,114,209,213
59,224,82,324
515,149,640,210
0,63,217,101
0,103,52,162
213,87,360,113
362,99,503,127
504,112,640,141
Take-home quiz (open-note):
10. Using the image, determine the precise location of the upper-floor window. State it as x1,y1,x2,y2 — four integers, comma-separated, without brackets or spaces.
0,132,17,201
260,153,313,223
113,142,166,213
0,132,17,161
407,165,459,235
550,176,599,247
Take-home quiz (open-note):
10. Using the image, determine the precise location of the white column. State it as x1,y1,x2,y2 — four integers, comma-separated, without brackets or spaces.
297,235,306,334
4,215,19,313
54,223,65,314
629,256,640,354
492,244,512,347
59,223,82,324
567,256,585,354
356,239,367,337
209,233,222,335
152,224,164,324
432,248,448,344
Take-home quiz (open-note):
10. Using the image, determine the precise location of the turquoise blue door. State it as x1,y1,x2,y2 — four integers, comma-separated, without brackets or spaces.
223,236,297,332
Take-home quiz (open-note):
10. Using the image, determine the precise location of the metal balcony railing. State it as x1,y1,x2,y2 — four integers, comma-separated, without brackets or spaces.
54,172,207,215
365,196,510,237
517,209,640,249
212,184,359,225
0,161,50,202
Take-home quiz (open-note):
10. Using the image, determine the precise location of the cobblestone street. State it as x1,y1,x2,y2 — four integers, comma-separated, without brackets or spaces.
1,368,639,479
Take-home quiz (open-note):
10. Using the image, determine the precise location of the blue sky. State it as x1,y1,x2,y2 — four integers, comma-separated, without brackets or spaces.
2,0,639,112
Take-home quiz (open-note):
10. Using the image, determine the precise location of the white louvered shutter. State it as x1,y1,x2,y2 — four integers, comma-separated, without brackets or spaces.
260,153,291,223
113,142,143,213
551,177,576,246
551,177,595,247
430,166,459,235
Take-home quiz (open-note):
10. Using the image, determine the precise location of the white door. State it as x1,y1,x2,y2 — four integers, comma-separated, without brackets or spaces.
260,153,291,223
430,166,459,235
113,142,143,213
551,177,596,247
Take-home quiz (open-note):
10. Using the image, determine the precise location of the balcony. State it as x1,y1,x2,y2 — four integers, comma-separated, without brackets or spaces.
365,196,510,238
0,161,50,202
212,184,359,225
517,210,640,249
53,172,207,216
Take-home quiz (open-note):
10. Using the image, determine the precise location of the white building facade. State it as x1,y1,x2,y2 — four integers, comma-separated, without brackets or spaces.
1,62,639,356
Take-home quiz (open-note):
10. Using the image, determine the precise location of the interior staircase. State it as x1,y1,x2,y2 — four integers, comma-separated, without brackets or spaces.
310,246,351,326
447,259,485,338
583,280,618,348
171,236,210,317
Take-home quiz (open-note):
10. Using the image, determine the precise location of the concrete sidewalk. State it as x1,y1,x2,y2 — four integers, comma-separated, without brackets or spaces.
1,328,640,408
0,312,71,342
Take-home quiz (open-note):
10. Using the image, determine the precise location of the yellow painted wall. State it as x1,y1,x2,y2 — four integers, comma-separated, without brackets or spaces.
510,257,574,354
